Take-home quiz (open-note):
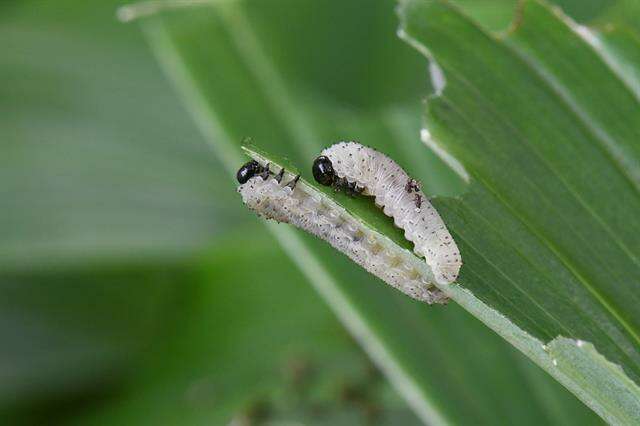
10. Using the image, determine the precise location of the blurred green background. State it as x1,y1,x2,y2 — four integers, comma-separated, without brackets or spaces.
0,0,627,424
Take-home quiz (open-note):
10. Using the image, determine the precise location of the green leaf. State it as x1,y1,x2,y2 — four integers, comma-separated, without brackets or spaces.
399,0,640,421
125,0,611,423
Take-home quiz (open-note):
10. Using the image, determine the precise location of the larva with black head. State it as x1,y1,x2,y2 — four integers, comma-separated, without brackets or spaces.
236,158,448,304
312,141,461,284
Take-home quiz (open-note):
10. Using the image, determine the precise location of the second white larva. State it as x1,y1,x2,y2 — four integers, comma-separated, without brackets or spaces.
312,142,461,284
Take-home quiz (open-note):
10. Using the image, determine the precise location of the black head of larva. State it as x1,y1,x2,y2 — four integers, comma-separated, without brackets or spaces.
312,155,336,186
236,160,261,184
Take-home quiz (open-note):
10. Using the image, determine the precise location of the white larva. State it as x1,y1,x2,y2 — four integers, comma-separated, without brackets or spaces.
315,142,461,285
237,164,449,304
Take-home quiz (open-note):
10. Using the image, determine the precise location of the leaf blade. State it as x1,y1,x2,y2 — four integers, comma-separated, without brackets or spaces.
399,0,640,420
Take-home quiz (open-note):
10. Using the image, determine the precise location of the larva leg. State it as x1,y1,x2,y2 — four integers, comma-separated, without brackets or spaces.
346,180,359,196
332,177,346,193
347,181,366,196
405,178,420,193
333,177,362,197
414,193,422,209
259,163,271,180
285,174,300,190
275,167,285,183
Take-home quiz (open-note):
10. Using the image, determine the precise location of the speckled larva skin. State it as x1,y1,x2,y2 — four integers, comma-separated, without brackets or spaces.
320,142,461,284
238,174,448,304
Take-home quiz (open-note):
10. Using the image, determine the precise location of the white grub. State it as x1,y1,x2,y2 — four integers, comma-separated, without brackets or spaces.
237,172,448,304
320,142,462,285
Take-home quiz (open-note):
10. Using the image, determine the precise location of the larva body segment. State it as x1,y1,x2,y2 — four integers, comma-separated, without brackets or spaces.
238,172,449,304
320,142,461,284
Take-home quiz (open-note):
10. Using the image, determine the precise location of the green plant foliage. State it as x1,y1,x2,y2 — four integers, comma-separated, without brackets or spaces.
114,0,640,422
3,0,637,423
399,0,640,418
